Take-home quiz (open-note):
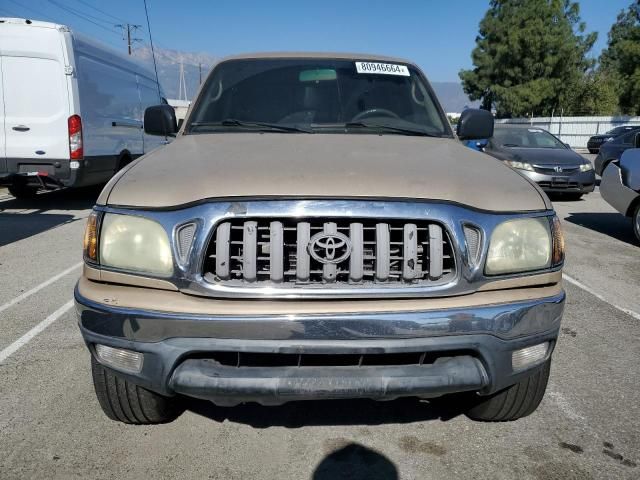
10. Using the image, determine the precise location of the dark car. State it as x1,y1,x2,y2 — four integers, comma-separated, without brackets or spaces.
594,129,640,176
600,148,640,242
587,126,640,154
483,125,595,199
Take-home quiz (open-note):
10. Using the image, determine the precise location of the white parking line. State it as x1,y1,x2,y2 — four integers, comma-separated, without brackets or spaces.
563,273,640,321
0,300,74,363
0,262,82,315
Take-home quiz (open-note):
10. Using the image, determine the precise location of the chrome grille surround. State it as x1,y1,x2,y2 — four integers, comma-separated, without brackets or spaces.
204,218,456,287
93,199,559,299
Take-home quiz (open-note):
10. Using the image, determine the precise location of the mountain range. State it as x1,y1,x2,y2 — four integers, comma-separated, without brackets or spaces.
133,46,478,113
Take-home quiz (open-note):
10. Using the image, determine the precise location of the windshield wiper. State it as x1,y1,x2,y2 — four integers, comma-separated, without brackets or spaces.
343,122,441,137
190,119,313,133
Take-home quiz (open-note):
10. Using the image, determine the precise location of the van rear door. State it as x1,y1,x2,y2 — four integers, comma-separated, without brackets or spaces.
1,25,70,167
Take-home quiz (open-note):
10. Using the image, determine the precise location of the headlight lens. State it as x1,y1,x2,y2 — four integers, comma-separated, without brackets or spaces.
100,214,173,275
505,160,534,171
580,163,593,172
486,217,552,275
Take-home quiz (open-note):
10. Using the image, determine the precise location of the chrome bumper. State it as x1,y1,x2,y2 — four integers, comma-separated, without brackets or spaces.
75,288,565,342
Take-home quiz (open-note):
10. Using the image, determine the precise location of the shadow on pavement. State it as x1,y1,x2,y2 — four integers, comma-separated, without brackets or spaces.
184,396,464,428
563,212,638,246
0,186,101,212
312,442,398,480
0,187,101,247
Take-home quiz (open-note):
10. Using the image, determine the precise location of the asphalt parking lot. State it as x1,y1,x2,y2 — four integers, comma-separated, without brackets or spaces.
0,154,639,480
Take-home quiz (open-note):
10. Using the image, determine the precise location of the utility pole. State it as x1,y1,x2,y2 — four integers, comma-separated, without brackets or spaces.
116,24,142,55
178,60,188,101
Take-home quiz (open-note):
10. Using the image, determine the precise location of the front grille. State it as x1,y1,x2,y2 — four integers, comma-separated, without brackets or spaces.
538,181,580,189
197,351,454,368
533,164,580,174
203,218,456,287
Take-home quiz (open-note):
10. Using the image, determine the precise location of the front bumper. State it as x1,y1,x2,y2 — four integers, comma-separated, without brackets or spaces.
519,169,596,193
75,281,564,405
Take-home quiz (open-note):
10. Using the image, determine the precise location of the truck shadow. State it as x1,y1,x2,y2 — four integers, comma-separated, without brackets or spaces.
563,212,638,246
312,442,399,480
0,187,100,246
183,396,464,428
0,186,100,212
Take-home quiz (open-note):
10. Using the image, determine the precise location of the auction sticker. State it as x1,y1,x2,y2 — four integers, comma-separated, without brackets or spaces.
355,62,410,76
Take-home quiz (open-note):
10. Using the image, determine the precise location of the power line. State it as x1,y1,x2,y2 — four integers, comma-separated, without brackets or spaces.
47,0,122,36
6,0,57,22
143,0,162,101
72,0,128,24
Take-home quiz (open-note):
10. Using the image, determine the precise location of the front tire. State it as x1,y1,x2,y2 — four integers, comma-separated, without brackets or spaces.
633,203,640,243
464,360,550,421
8,184,38,199
91,356,184,424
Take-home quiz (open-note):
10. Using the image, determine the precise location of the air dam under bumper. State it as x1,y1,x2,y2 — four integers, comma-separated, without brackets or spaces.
75,285,564,405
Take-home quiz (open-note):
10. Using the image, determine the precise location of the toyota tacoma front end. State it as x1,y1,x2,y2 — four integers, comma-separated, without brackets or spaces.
75,53,565,424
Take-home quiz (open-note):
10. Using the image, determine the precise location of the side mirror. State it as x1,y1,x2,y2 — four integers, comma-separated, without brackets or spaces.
144,104,177,136
635,132,640,148
564,143,571,149
457,109,494,140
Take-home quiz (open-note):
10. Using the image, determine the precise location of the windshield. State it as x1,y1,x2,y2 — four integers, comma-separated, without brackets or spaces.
492,127,565,149
187,58,450,136
605,126,631,136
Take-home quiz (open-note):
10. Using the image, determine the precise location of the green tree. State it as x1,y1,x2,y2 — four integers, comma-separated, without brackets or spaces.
562,72,620,115
460,0,597,117
600,2,640,115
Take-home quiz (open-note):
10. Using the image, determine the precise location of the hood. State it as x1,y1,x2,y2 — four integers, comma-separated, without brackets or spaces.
497,147,585,166
100,134,548,212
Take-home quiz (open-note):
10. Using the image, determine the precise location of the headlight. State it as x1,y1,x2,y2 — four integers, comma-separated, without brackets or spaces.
605,137,614,142
504,160,534,171
99,213,173,275
486,217,552,275
580,163,593,172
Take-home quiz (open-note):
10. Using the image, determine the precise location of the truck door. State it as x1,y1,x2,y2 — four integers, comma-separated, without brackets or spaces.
2,55,70,164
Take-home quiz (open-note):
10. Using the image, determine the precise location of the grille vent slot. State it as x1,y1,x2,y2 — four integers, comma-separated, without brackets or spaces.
463,225,482,267
175,222,197,264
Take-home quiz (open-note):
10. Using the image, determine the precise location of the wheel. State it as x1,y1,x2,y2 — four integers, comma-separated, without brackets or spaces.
91,356,184,424
8,184,38,199
464,360,550,421
633,203,640,244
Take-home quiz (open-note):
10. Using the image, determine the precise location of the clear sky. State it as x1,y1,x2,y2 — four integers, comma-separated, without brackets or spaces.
0,0,633,81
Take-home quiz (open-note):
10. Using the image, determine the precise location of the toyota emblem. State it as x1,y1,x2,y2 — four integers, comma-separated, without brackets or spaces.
307,232,352,264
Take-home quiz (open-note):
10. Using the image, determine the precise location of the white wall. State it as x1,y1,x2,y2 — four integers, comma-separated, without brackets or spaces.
496,116,640,149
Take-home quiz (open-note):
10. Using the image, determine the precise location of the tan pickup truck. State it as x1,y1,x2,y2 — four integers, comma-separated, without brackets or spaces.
76,53,565,424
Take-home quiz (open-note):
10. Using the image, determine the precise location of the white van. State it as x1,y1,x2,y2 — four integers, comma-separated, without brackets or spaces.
0,18,167,198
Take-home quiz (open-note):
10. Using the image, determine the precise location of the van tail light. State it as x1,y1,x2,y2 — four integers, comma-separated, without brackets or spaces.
68,114,83,160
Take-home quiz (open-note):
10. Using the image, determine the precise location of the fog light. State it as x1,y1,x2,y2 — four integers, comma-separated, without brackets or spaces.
512,342,548,370
95,344,143,373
